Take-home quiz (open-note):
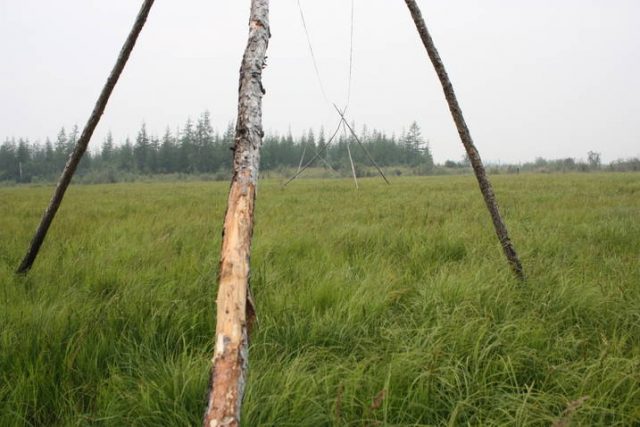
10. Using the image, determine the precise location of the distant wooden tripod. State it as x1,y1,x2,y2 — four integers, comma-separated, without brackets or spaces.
14,0,524,425
284,104,390,188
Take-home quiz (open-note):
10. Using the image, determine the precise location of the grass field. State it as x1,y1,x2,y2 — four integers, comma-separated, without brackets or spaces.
1,173,639,426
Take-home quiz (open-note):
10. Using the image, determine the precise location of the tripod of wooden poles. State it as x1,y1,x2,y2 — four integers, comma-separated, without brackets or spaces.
14,1,524,425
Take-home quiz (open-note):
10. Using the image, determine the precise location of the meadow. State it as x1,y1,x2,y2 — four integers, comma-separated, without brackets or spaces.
1,173,639,426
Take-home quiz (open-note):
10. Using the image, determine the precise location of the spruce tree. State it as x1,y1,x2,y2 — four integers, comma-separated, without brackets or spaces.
101,132,115,164
134,123,150,173
54,127,68,170
159,127,176,173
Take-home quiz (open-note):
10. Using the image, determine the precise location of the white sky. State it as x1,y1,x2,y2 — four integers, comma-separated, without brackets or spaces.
1,0,639,163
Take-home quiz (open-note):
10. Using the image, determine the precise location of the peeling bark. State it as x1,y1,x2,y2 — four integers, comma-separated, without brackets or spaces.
203,1,270,426
16,0,155,274
404,0,525,280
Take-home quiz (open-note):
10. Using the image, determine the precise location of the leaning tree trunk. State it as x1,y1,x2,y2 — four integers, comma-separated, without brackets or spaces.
16,0,155,274
202,1,270,426
403,0,525,280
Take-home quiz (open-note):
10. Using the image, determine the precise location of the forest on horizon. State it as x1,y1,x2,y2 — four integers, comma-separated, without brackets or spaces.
1,111,638,184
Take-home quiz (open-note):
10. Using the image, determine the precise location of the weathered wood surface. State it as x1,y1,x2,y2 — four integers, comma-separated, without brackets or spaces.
404,0,525,280
203,1,270,426
344,123,359,189
16,0,155,274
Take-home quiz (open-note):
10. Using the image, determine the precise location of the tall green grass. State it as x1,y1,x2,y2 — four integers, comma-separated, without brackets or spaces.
1,174,639,425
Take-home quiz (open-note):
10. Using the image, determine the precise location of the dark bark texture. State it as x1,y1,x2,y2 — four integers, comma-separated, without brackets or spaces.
202,1,270,426
16,0,155,274
404,0,525,280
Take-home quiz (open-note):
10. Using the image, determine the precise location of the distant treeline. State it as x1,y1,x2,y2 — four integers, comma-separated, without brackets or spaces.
516,157,639,174
0,111,435,183
454,153,640,176
1,111,638,183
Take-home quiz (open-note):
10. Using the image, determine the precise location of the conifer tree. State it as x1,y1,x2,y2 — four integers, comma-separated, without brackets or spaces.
134,123,150,173
101,132,115,163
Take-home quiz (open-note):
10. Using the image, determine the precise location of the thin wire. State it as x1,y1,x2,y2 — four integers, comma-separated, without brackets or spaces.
343,0,355,113
297,0,355,112
291,0,369,186
297,0,330,104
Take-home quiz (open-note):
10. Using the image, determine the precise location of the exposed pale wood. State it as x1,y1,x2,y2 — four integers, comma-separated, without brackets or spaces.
203,1,270,426
343,122,359,189
16,0,155,274
403,0,525,280
297,144,307,173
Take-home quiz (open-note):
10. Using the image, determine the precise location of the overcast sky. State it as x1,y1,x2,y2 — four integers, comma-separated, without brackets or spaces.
1,0,639,163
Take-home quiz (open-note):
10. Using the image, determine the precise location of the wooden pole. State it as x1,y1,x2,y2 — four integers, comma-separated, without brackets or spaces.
334,105,390,185
283,119,342,186
297,144,307,173
343,122,359,189
16,0,155,274
203,1,270,426
403,0,525,280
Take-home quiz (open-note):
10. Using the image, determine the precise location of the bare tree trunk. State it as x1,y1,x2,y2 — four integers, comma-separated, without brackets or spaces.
403,0,525,280
16,0,155,274
203,1,270,426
